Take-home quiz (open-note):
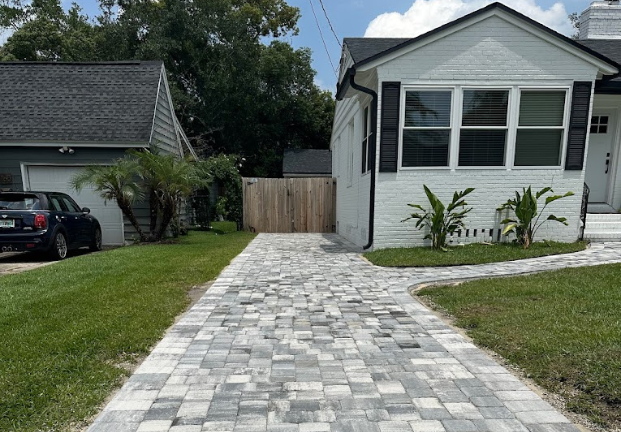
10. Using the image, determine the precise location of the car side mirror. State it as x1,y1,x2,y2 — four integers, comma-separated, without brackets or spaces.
81,207,91,214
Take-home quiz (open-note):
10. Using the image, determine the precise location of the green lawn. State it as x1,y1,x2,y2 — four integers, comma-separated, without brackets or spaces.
211,220,238,234
364,241,587,267
418,265,621,429
0,230,255,432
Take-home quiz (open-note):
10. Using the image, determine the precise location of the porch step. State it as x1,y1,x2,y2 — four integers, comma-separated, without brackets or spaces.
585,213,621,221
584,231,621,241
584,213,621,241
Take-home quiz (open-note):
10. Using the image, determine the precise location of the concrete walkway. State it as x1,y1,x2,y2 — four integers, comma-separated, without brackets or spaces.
0,252,54,275
88,235,621,432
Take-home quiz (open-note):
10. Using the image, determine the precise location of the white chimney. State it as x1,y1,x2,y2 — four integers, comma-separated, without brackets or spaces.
579,0,621,40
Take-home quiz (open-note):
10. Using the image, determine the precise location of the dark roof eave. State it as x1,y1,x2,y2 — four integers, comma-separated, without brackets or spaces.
595,77,621,94
344,2,620,73
336,68,355,101
0,140,150,146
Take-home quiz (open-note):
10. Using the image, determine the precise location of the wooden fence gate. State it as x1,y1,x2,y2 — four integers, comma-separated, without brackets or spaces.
242,177,336,233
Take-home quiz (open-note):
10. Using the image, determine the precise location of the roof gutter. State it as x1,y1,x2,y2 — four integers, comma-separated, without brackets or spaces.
341,68,378,250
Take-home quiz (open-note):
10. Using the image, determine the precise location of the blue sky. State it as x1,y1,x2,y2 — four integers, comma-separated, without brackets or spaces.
71,0,592,92
288,0,592,92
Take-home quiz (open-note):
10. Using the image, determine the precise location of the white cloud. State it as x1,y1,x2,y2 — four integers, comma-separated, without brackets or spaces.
364,0,574,38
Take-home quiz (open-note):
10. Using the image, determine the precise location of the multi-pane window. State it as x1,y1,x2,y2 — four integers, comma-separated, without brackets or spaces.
591,116,609,134
402,90,452,167
459,90,509,166
514,90,566,166
347,121,354,187
400,87,569,169
362,106,372,174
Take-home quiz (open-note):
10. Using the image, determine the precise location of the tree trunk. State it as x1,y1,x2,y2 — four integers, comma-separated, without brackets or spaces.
116,196,147,242
154,198,175,241
149,188,158,237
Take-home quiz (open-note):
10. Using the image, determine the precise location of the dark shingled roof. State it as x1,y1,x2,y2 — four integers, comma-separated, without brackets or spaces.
344,38,409,65
283,149,332,175
0,61,163,143
579,40,621,85
579,40,621,65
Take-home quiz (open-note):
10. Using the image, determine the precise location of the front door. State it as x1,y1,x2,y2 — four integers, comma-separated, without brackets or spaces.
585,113,616,203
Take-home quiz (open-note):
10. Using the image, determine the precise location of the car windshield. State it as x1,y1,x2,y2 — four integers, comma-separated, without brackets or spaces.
0,194,40,210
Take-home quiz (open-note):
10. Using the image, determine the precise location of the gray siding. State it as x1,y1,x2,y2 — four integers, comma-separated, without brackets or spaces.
0,146,128,191
0,146,151,243
150,74,183,157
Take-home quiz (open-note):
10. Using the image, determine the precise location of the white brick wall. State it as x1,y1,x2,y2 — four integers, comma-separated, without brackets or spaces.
370,16,599,249
373,170,585,250
375,16,599,83
579,1,621,40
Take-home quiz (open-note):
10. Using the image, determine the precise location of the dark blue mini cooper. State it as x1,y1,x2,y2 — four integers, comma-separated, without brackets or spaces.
0,192,102,260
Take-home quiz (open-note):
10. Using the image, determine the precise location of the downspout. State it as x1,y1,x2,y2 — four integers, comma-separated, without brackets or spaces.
347,69,378,250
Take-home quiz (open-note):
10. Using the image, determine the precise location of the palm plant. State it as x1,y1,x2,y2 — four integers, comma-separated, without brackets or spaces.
70,156,147,242
497,186,574,249
403,185,475,251
131,150,208,240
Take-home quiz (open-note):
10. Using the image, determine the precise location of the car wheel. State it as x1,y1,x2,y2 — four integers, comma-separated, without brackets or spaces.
49,231,68,261
90,227,103,252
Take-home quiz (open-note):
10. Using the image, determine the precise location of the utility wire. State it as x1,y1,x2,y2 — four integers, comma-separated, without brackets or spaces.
317,0,342,47
308,0,338,78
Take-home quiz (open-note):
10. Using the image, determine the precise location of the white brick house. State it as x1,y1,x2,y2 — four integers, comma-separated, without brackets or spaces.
331,1,621,250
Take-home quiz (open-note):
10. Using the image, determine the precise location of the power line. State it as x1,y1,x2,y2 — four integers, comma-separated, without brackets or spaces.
317,0,341,48
308,0,338,78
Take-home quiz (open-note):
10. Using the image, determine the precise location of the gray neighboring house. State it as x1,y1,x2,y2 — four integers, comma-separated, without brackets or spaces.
283,149,332,178
0,61,196,246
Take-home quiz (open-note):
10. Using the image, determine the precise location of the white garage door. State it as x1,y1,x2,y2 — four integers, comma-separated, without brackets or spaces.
26,165,125,246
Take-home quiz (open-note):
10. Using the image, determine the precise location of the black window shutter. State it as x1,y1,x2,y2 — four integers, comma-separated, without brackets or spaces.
380,82,401,172
565,81,593,170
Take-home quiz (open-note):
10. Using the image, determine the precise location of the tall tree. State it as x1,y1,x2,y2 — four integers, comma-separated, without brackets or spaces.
0,0,99,61
0,0,335,176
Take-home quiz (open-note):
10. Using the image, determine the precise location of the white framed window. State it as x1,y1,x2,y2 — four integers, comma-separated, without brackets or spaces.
401,89,453,167
398,85,570,170
362,106,372,174
459,89,510,167
514,89,568,167
334,136,340,178
347,120,354,187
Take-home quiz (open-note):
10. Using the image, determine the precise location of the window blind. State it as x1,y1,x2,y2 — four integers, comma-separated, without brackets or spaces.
405,91,451,127
402,130,450,167
462,90,509,127
459,90,509,167
514,130,563,166
459,130,507,166
519,91,566,126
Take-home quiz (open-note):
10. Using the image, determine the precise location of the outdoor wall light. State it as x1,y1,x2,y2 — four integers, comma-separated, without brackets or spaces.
58,146,75,155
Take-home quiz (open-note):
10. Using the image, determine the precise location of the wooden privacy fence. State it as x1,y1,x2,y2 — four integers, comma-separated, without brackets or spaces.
242,177,336,233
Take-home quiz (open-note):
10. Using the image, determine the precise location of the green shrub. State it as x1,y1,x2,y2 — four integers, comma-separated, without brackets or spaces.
403,185,474,251
497,186,574,249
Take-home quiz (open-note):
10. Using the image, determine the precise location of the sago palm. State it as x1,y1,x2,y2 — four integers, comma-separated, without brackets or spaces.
70,156,147,242
131,150,207,240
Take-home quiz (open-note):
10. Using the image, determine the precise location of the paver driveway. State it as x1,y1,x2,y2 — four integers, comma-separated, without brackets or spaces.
89,234,621,432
